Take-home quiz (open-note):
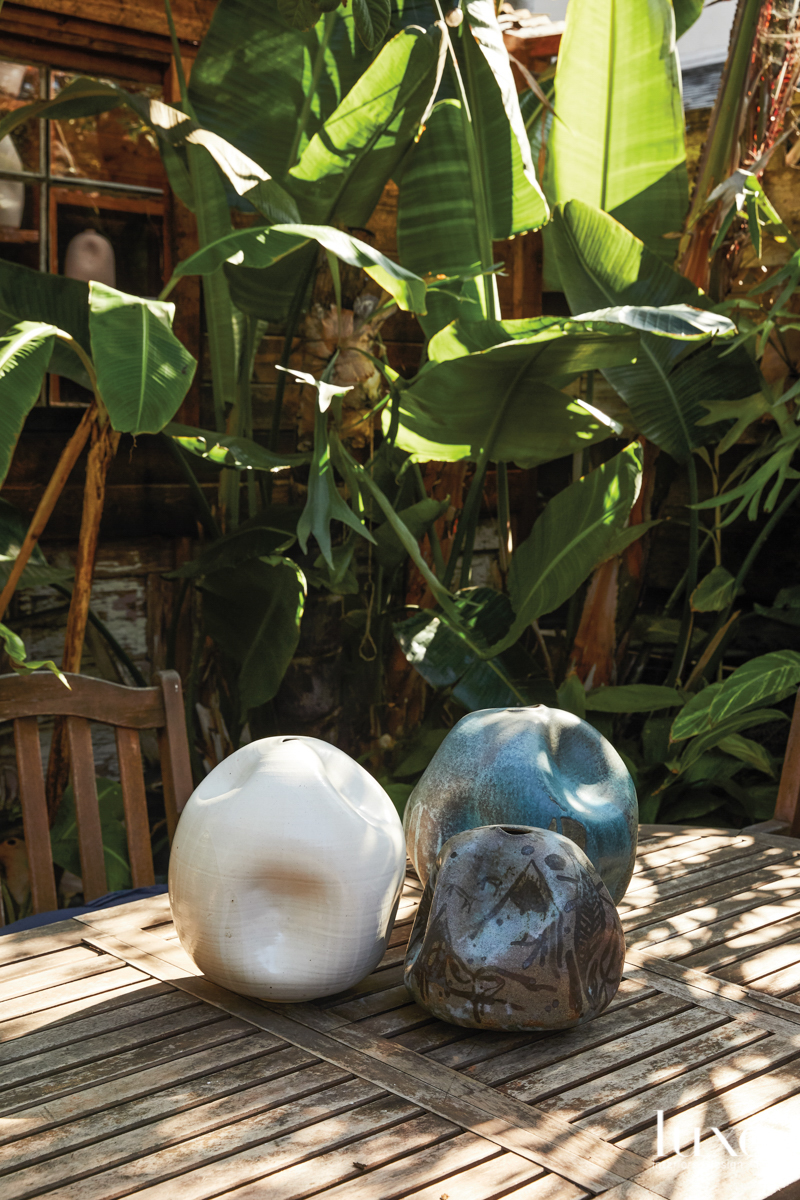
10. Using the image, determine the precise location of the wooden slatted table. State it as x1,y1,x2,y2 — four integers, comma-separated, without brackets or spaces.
3,826,800,1200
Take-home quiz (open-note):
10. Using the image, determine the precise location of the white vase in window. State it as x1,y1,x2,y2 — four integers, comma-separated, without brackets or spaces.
169,736,406,1001
64,230,116,287
0,136,23,229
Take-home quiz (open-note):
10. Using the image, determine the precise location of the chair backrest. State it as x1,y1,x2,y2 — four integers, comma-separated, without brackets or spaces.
0,669,193,918
774,686,800,838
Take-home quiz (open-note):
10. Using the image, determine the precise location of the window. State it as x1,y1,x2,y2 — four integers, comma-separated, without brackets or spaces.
0,56,169,402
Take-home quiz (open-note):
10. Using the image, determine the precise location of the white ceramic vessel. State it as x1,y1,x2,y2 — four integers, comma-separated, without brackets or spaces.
169,736,406,1001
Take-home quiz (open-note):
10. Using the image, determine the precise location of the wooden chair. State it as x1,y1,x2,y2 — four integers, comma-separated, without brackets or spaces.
0,669,193,921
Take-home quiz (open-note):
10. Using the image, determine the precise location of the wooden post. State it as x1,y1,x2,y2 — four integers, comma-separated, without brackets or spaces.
45,418,120,821
0,404,97,626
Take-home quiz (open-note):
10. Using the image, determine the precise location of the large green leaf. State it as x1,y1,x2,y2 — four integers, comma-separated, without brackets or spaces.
50,779,132,892
546,0,688,263
373,497,448,571
169,223,427,313
495,443,642,651
677,709,789,773
673,0,704,40
88,284,196,435
389,323,636,465
463,0,548,234
352,0,392,48
585,684,685,712
708,651,800,726
394,587,557,710
0,260,90,385
0,323,57,486
199,555,306,714
189,0,375,178
396,0,548,312
166,423,310,471
549,201,762,461
287,25,444,225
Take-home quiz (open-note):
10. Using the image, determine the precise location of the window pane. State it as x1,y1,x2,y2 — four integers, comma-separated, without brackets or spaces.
50,73,164,189
0,183,41,269
0,60,40,176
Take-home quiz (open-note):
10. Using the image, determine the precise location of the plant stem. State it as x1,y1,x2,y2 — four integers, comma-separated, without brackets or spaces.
412,463,446,578
269,254,318,460
287,10,337,171
497,460,511,577
163,0,196,119
162,433,221,540
0,404,97,625
666,455,699,687
51,584,147,687
732,477,800,598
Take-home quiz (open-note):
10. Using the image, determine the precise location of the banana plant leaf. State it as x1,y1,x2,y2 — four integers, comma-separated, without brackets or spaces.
546,0,688,264
0,260,90,385
88,285,196,435
168,223,427,313
0,323,57,486
166,423,310,470
549,201,762,461
395,586,558,710
0,623,69,687
389,322,638,465
199,554,307,715
189,0,375,177
492,443,643,652
426,304,733,364
50,780,131,890
673,0,704,39
396,2,547,327
286,24,444,226
585,684,685,712
373,497,449,571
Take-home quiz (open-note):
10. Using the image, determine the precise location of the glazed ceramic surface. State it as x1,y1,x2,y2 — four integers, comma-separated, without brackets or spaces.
404,705,637,904
405,824,625,1030
169,736,406,1002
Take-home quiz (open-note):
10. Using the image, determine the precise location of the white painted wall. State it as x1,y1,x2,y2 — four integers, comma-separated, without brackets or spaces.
517,0,737,69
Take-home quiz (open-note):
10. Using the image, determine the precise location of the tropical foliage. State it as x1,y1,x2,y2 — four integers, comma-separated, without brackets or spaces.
1,0,800,841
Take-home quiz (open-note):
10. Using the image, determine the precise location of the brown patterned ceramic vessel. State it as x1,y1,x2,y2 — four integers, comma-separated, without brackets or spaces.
404,824,625,1030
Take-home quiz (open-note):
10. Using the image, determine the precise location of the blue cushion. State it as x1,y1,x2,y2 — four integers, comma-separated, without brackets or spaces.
0,885,168,935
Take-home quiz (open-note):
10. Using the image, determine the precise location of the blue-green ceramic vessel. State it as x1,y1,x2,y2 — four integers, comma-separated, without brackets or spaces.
403,705,638,904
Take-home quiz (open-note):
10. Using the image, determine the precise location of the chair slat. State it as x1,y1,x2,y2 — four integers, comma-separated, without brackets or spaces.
157,671,193,839
13,718,57,915
115,727,154,888
66,717,107,900
775,686,800,837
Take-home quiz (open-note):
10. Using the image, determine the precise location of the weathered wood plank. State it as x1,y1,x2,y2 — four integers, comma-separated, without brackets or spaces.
0,1015,252,1117
715,939,800,986
453,993,688,1084
0,1036,291,1144
0,1059,359,1197
0,947,122,1005
0,1000,218,1092
533,1021,767,1122
0,965,150,1029
0,943,105,986
36,1088,422,1200
578,1028,800,1145
0,918,86,966
618,848,797,917
0,988,197,1067
621,859,800,934
0,978,172,1044
630,1087,800,1199
624,951,800,1032
83,929,649,1190
0,1045,318,1178
629,898,800,962
499,1009,727,1106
